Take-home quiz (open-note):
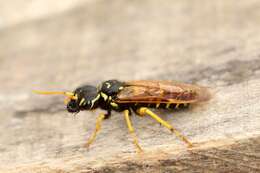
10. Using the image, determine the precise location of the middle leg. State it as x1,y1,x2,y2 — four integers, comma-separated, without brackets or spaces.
124,109,143,153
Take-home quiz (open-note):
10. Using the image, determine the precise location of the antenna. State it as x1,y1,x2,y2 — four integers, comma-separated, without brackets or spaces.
33,90,78,100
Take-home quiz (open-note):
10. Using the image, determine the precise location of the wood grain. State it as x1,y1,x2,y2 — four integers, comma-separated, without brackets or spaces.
0,0,260,172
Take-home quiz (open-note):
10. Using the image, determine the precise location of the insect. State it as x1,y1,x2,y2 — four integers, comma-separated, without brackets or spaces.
34,80,211,152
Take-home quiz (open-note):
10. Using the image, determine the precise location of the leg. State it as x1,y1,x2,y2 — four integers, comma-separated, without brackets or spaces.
84,113,106,148
124,110,143,153
137,107,193,147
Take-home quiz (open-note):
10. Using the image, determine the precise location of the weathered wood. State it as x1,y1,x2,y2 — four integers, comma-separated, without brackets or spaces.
0,0,260,172
1,137,260,173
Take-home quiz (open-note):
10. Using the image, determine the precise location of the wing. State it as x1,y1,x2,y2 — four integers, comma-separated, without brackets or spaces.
115,80,211,104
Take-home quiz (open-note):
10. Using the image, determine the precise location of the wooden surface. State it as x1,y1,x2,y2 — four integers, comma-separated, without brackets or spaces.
0,0,260,172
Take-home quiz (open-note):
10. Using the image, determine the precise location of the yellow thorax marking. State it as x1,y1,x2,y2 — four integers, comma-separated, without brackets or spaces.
110,102,118,108
101,92,108,101
105,82,111,88
79,98,85,106
74,94,78,100
90,94,101,108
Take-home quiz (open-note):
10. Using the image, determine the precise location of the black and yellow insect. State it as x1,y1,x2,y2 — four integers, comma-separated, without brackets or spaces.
34,80,211,152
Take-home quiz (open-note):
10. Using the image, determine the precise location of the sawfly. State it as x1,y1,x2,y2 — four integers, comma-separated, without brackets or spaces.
34,80,211,152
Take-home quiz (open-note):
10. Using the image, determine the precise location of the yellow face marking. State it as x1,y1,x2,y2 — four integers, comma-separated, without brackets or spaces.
156,103,160,108
79,98,85,106
166,103,171,109
108,96,112,100
101,92,108,101
110,102,118,108
119,86,124,90
64,97,70,105
175,103,180,109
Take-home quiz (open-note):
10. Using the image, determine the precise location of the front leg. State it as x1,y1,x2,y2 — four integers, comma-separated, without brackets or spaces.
84,112,107,148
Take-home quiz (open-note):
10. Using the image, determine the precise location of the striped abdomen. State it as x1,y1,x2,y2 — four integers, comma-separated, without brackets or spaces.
130,102,190,110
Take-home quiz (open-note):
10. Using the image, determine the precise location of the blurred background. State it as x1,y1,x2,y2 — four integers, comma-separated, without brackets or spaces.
0,0,260,172
2,0,259,91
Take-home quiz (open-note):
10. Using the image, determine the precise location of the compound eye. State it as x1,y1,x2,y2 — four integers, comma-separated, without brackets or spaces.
67,100,79,113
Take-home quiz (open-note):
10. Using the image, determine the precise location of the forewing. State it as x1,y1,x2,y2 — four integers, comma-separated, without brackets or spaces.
116,80,211,103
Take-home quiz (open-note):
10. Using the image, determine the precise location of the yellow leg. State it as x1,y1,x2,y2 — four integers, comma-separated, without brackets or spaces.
124,110,143,153
84,113,106,148
137,107,193,147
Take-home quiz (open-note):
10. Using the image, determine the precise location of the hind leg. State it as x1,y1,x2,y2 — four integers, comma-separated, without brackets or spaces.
137,107,192,147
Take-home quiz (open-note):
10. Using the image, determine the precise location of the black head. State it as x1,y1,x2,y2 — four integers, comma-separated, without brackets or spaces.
66,85,100,113
67,99,80,113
